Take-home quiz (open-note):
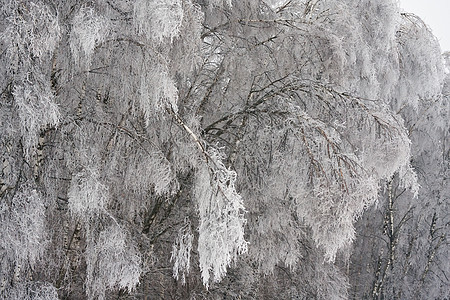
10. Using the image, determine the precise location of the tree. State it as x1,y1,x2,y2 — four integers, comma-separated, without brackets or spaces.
0,0,447,299
349,14,449,300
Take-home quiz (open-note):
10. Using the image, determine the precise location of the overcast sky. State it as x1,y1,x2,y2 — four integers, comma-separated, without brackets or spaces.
399,0,450,52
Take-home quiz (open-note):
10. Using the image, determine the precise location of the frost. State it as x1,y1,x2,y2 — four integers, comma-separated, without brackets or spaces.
248,201,304,273
395,13,445,109
0,0,446,297
85,225,142,300
298,176,380,262
138,63,179,122
2,1,60,63
1,1,61,158
69,6,110,68
134,0,184,43
196,147,248,288
398,163,420,197
0,186,47,267
1,281,59,300
125,150,179,195
359,109,413,182
171,218,194,284
67,168,110,219
13,82,60,159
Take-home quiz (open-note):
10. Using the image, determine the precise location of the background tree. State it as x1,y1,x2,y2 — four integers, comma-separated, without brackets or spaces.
349,14,449,300
0,0,447,299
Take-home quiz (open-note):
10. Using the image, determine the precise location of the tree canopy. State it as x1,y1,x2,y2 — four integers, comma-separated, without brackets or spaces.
0,0,448,299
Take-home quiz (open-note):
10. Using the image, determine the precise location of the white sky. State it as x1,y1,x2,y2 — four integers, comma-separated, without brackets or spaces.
399,0,450,52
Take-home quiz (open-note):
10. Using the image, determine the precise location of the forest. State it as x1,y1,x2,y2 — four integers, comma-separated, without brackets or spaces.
0,0,448,299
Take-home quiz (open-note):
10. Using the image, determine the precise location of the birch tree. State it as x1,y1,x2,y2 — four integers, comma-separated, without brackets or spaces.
0,0,447,299
349,14,449,300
